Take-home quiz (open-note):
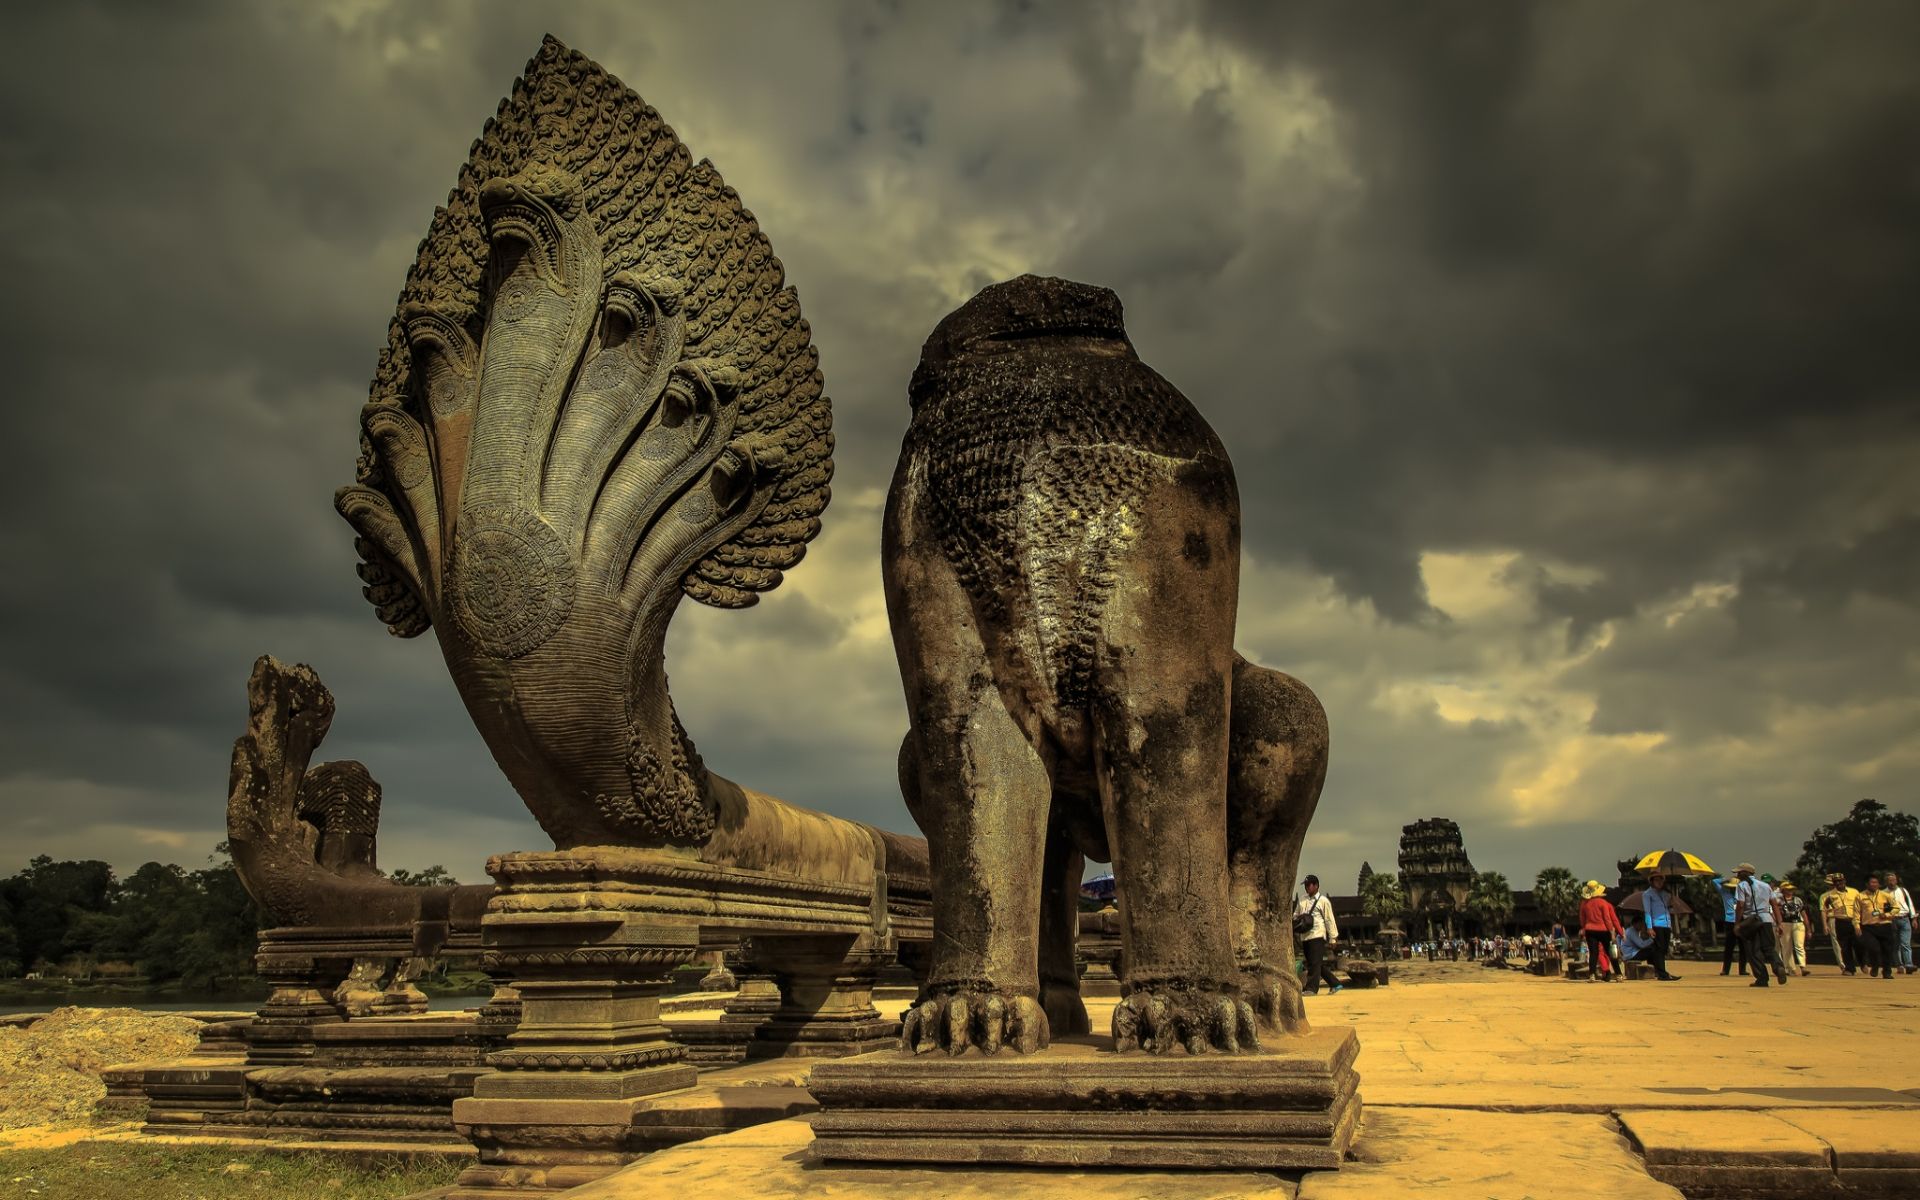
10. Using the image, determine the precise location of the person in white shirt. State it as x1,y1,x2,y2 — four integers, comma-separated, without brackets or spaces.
1886,872,1915,975
1734,863,1787,987
1294,874,1343,995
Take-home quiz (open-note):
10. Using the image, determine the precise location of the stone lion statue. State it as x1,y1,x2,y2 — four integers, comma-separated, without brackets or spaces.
886,275,1329,1056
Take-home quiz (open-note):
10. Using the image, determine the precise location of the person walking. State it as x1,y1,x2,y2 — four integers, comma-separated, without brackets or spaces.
1578,880,1623,982
1821,873,1861,975
1637,872,1681,981
1778,882,1810,977
1856,876,1897,980
1734,864,1787,987
1886,872,1915,975
1717,877,1749,976
1295,874,1344,995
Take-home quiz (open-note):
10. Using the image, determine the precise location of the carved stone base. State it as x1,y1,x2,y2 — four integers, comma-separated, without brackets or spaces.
663,1020,757,1066
1078,956,1123,999
448,879,706,1193
749,936,901,1059
723,973,782,1018
452,1062,700,1195
807,1027,1360,1170
108,1060,253,1132
248,926,390,1063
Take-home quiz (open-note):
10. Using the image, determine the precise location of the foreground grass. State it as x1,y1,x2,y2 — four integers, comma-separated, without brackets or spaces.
1,1141,462,1198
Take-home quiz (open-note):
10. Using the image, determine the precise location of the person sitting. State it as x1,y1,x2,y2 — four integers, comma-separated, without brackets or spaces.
1620,913,1656,966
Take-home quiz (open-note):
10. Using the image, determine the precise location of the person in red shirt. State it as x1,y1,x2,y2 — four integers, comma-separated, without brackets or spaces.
1578,880,1625,982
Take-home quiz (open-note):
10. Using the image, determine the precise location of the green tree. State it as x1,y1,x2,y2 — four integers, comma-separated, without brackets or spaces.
1532,867,1581,926
0,906,20,977
0,856,116,972
1467,871,1515,933
1795,799,1920,887
1360,870,1408,921
388,865,460,886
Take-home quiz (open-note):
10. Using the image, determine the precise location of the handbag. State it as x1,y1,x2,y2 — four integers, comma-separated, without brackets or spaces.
1733,880,1766,937
1293,896,1321,937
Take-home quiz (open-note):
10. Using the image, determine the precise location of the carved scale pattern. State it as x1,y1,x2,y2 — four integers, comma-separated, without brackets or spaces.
355,34,831,632
295,760,382,838
906,326,1214,708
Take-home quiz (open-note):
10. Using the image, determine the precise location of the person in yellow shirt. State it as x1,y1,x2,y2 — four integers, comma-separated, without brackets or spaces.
1856,876,1897,979
1820,874,1861,975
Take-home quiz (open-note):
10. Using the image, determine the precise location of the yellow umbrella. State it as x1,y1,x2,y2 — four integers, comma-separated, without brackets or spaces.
1631,849,1715,877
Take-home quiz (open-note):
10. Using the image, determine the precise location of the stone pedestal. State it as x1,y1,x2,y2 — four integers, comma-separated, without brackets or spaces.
474,982,524,1043
808,1027,1360,1170
449,907,702,1196
666,965,782,1066
247,928,352,1063
1078,946,1123,999
750,936,900,1058
371,956,433,1015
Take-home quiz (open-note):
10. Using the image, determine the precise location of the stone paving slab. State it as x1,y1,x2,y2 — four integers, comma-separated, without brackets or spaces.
1615,1108,1920,1198
1774,1109,1920,1168
1299,1107,1684,1200
1617,1110,1831,1167
1225,972,1920,1113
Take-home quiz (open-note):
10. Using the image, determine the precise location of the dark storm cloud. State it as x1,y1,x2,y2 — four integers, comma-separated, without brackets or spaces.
0,0,1913,891
1180,0,1920,625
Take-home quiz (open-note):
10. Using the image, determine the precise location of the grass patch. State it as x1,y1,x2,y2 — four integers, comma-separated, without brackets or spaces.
0,1141,462,1198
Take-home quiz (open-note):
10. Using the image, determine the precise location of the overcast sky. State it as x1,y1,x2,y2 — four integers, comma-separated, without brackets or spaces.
1,1,1914,895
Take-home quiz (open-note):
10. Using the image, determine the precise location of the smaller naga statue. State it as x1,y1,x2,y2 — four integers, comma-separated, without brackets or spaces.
887,276,1330,1055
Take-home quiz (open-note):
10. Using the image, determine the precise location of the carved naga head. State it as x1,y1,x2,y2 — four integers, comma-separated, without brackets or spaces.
335,37,832,849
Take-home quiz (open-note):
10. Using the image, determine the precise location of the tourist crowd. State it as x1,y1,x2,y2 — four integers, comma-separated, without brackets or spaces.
1297,862,1915,985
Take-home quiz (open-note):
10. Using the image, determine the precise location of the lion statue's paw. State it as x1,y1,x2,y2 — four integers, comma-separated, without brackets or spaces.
1112,983,1259,1054
1240,963,1307,1033
903,988,1050,1055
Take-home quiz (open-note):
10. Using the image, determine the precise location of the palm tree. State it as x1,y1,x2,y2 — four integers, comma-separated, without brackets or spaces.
1533,866,1581,926
1467,871,1515,934
1360,870,1409,921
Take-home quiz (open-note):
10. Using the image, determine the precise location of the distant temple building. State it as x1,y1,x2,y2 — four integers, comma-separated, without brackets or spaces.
1357,861,1374,894
1399,817,1477,937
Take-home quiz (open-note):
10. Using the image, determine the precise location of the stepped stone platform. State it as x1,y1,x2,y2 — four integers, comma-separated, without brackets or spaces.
552,967,1920,1199
808,1028,1359,1169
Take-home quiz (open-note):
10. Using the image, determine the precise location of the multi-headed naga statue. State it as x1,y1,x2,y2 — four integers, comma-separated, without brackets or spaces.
335,37,876,873
888,276,1330,1056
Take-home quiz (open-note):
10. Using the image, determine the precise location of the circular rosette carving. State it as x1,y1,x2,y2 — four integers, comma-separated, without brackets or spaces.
449,507,576,658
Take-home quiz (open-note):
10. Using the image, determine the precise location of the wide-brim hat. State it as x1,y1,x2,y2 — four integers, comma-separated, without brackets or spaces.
1581,880,1606,899
1781,882,1797,891
1737,862,1758,875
